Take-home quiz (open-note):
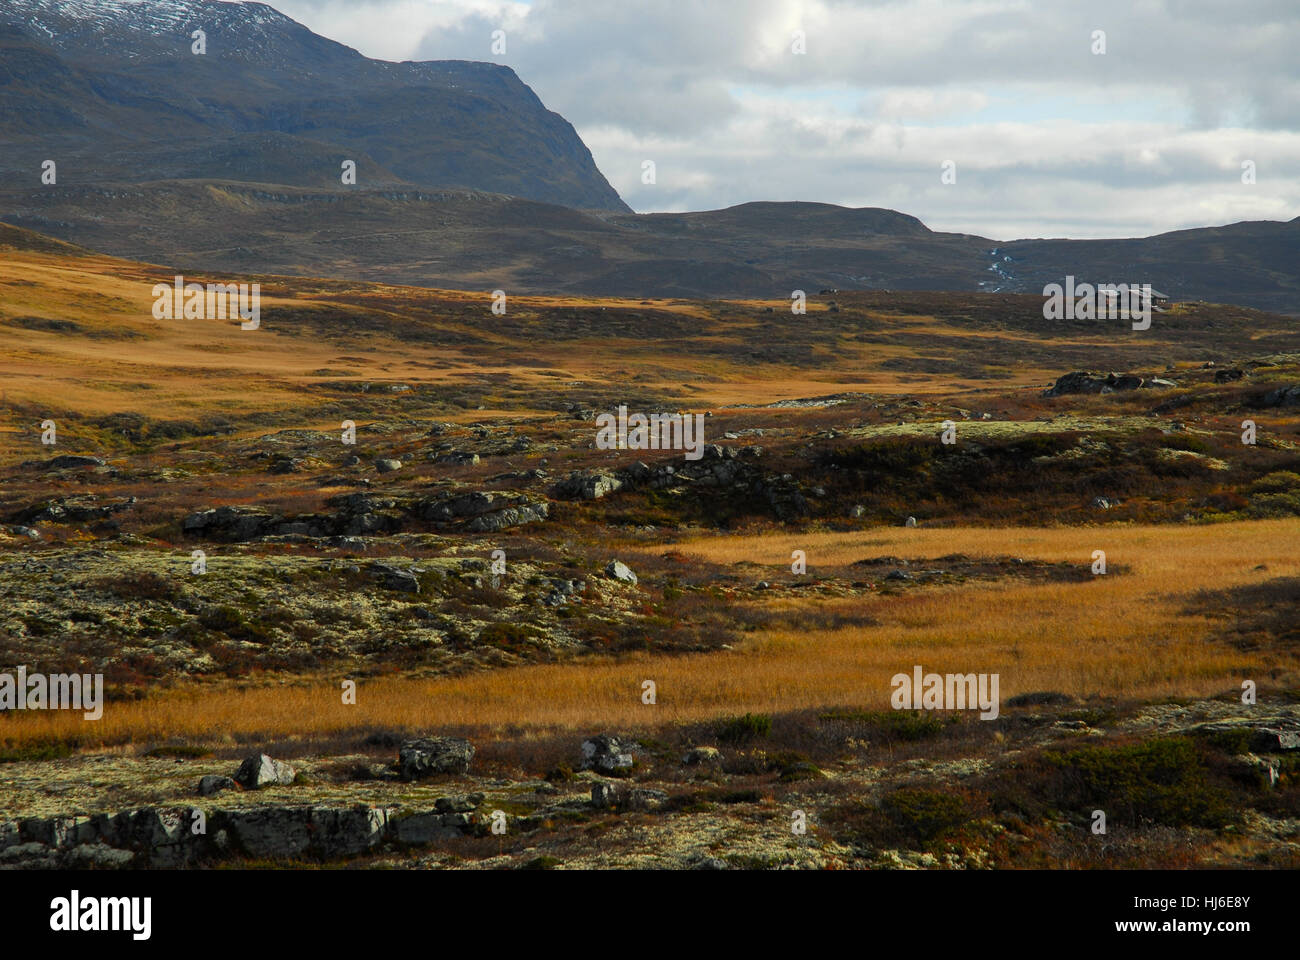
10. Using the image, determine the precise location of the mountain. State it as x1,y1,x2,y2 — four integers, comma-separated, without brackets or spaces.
0,0,629,211
1,1,1296,311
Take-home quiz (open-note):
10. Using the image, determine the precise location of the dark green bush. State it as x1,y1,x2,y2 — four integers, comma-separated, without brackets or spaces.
715,713,772,744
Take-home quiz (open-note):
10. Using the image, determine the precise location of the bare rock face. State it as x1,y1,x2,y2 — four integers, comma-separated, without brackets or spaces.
399,737,475,779
0,799,484,868
1191,718,1300,752
183,506,281,541
234,754,297,790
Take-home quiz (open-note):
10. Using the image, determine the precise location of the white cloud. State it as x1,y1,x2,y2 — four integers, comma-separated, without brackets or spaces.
270,0,1300,237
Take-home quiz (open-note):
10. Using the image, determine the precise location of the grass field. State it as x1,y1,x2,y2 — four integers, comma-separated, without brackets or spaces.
3,519,1293,752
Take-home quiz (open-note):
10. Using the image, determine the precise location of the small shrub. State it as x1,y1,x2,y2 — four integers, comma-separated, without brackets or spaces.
1040,737,1238,828
716,713,772,744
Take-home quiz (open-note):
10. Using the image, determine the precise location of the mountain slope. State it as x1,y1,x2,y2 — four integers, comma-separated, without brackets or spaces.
0,0,629,211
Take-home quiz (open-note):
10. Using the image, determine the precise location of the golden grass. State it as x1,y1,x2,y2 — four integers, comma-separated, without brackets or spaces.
0,248,1113,425
4,520,1296,750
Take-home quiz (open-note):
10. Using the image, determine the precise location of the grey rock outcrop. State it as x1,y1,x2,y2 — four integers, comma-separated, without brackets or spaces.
399,737,475,779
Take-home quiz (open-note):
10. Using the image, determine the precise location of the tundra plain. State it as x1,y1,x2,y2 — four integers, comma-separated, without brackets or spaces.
2,224,1299,870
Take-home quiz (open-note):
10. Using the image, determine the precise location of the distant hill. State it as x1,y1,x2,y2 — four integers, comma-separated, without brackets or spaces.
3,181,1297,312
0,0,628,211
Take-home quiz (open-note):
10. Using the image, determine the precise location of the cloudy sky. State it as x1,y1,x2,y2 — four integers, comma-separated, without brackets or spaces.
271,0,1299,239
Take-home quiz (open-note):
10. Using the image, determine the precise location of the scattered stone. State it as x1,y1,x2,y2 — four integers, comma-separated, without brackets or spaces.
45,454,106,469
581,734,636,775
605,560,638,585
399,737,475,779
682,746,721,766
433,451,480,466
1043,370,1178,397
627,788,668,811
1261,384,1300,407
370,563,420,593
197,775,239,797
434,793,485,813
554,470,624,500
233,754,297,790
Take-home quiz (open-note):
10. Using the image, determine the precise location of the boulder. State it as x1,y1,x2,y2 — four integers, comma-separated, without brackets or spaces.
1193,718,1300,752
683,746,722,766
1043,371,1152,397
13,496,136,525
183,506,280,542
1261,385,1300,407
465,500,549,532
46,455,107,469
399,737,475,779
580,734,636,775
627,788,668,811
371,563,420,593
433,451,480,466
553,471,624,500
234,754,297,790
434,793,485,813
590,782,619,809
605,560,638,585
197,775,239,797
374,458,402,473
